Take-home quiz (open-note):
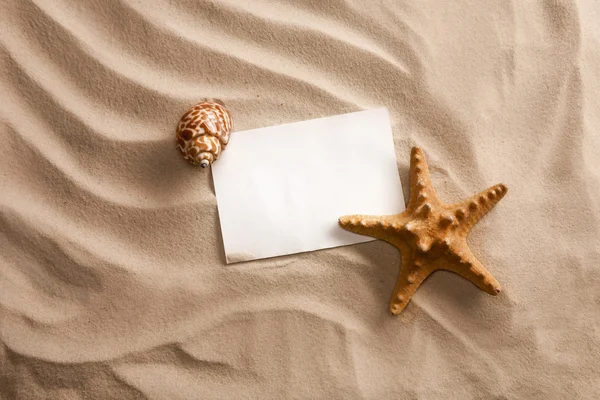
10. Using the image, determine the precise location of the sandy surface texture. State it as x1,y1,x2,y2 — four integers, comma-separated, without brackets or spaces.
1,0,600,398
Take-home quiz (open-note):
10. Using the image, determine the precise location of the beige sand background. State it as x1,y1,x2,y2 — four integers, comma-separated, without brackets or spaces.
1,0,600,398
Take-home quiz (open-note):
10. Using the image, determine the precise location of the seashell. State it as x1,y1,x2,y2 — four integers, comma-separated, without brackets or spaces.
175,100,233,168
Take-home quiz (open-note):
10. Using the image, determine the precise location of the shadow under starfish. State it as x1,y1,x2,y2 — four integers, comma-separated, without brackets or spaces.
339,146,507,316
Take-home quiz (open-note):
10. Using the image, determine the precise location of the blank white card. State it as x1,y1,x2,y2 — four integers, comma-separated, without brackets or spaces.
211,107,405,263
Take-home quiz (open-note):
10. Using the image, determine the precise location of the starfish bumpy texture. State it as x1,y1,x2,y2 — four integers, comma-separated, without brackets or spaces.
338,147,507,315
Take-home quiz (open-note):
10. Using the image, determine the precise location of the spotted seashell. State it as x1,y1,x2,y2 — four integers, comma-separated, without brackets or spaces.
176,100,233,168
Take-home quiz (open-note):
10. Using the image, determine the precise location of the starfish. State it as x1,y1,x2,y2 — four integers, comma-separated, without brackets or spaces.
338,147,507,315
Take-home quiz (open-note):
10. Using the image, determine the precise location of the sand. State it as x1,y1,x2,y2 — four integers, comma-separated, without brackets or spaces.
1,0,599,398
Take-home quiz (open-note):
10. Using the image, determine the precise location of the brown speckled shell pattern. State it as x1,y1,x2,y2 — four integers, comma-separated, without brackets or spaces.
176,101,233,167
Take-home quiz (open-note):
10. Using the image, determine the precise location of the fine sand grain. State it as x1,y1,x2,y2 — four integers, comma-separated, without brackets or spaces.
1,0,599,398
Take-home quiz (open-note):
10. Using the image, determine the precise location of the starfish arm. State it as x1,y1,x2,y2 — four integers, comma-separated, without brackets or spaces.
440,249,502,295
450,183,508,234
407,147,441,211
388,254,432,315
338,214,399,241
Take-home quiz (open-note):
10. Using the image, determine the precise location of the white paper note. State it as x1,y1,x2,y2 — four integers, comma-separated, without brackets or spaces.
211,107,405,263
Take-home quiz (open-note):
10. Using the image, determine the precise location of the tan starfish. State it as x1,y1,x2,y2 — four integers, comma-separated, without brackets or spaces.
338,147,507,315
